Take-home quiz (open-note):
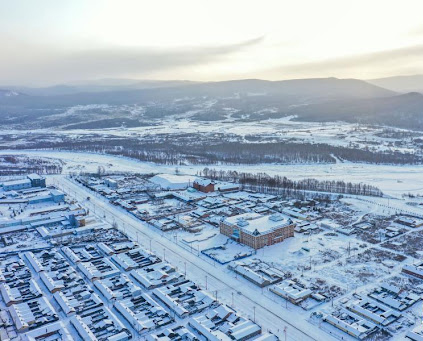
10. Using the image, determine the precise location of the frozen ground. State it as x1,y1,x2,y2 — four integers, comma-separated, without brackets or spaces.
1,151,421,340
53,175,332,340
0,115,420,154
51,175,423,341
2,149,423,198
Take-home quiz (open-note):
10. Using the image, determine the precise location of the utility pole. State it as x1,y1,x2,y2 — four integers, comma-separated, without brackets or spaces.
231,292,234,307
205,275,208,290
253,306,256,322
184,261,187,276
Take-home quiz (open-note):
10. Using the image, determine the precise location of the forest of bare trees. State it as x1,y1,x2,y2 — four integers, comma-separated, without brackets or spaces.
3,134,421,166
198,168,383,197
0,155,63,175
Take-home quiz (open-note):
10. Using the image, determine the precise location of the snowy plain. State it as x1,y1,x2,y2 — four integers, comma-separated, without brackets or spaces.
1,149,423,198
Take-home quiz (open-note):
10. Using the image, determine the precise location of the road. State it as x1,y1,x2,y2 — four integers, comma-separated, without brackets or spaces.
51,175,338,341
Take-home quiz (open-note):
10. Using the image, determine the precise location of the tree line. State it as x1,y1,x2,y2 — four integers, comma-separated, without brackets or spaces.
0,155,63,175
4,136,421,165
199,168,383,197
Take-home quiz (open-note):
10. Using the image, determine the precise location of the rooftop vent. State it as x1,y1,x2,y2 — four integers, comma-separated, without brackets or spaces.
269,214,284,222
237,218,249,227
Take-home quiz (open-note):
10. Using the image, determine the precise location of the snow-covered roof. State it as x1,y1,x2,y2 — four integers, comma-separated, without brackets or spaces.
2,179,31,187
150,174,195,190
22,321,72,341
324,309,377,339
27,173,44,181
194,178,214,186
130,263,180,289
407,323,423,341
114,292,172,332
271,281,312,302
9,297,57,331
224,212,292,235
77,258,120,281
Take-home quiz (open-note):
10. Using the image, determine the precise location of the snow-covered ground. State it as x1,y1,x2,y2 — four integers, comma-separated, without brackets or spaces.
47,173,423,341
52,175,333,341
2,149,423,197
1,115,419,153
3,169,418,340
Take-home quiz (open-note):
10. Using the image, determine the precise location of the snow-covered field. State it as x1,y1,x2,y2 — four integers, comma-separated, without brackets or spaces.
1,115,419,153
2,149,423,197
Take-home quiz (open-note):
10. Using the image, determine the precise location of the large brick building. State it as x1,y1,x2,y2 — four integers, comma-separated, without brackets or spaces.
220,213,295,249
193,178,240,193
193,179,215,193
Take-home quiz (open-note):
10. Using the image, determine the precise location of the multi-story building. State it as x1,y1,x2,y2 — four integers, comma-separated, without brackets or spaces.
193,178,215,193
27,174,46,188
220,213,295,249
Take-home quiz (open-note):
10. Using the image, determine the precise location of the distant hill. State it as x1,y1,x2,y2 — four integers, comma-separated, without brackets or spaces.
4,79,198,96
368,75,423,94
67,78,198,87
0,89,23,98
186,77,395,100
0,77,396,105
3,77,423,130
292,92,423,130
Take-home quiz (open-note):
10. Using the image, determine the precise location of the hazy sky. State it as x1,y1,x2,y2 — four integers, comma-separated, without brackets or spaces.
2,0,423,85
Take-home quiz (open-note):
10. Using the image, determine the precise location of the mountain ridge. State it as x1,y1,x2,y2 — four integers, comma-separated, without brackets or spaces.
368,74,423,94
1,77,422,131
0,77,396,104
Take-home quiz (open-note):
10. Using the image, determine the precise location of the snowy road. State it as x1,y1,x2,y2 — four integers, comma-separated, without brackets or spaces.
51,175,337,341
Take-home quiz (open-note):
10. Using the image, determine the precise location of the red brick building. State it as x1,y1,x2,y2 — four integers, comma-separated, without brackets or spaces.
193,178,215,193
220,213,295,249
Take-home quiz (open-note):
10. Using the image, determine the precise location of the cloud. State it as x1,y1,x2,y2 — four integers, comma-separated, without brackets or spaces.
0,37,264,85
409,25,423,37
262,44,423,79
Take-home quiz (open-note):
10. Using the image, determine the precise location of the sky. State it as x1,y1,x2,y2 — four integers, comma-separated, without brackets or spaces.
1,0,423,86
